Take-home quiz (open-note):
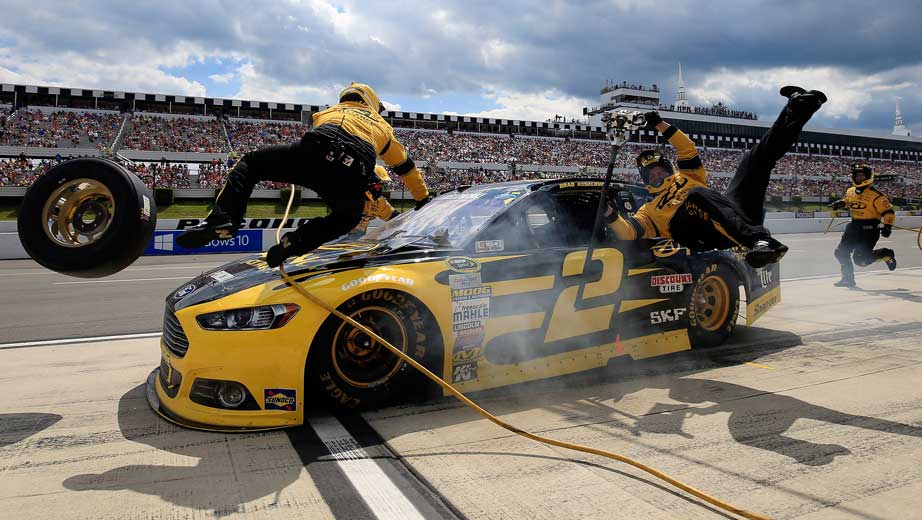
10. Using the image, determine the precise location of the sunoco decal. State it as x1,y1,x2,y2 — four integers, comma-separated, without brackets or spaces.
264,389,297,411
446,257,480,273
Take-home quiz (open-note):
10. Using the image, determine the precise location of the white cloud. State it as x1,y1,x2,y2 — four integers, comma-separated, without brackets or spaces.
208,72,235,84
691,65,922,121
381,100,401,111
465,88,591,122
231,62,337,103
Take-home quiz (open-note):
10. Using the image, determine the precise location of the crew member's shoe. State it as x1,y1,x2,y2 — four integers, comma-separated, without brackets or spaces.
745,237,789,268
883,251,897,271
780,85,827,112
176,219,237,249
834,278,856,288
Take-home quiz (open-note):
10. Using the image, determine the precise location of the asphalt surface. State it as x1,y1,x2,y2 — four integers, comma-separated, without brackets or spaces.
0,230,920,344
3,231,922,518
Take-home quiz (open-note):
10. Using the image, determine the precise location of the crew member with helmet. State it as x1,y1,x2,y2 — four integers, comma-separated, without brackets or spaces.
178,83,432,267
828,163,897,287
606,86,826,268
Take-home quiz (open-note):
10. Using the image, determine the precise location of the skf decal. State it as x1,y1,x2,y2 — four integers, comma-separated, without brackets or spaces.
446,257,480,273
264,389,297,411
650,308,686,325
341,274,414,291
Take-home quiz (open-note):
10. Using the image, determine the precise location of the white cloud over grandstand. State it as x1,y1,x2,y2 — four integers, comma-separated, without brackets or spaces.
466,88,590,122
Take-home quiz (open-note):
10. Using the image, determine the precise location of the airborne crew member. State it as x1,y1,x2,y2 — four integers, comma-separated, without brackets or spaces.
607,86,826,268
829,163,897,287
177,83,431,267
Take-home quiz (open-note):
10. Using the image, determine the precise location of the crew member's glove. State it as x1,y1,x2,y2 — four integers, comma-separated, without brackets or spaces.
828,199,846,210
604,190,635,223
880,224,892,238
642,110,662,129
414,195,433,211
266,232,302,268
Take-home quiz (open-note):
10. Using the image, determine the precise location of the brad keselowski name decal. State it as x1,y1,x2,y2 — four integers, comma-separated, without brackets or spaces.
174,217,316,230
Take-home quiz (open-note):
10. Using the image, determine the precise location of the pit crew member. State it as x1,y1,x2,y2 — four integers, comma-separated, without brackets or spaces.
606,86,826,268
177,83,432,267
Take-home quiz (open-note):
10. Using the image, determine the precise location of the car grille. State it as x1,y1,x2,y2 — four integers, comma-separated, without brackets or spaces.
162,306,190,357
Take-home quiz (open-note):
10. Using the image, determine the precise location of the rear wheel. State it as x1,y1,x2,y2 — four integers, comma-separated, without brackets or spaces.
306,289,442,409
17,158,156,278
687,264,739,348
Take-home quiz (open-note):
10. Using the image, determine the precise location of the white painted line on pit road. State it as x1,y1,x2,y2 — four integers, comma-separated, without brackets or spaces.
53,276,191,285
0,332,162,350
783,266,922,282
308,415,426,520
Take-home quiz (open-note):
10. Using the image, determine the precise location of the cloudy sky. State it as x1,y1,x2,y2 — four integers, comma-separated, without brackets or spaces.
1,0,920,134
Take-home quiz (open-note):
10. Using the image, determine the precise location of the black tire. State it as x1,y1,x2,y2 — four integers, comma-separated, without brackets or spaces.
687,263,740,348
17,158,156,278
306,289,442,409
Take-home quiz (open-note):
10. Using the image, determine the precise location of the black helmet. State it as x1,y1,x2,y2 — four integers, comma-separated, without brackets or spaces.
636,150,674,189
850,163,873,188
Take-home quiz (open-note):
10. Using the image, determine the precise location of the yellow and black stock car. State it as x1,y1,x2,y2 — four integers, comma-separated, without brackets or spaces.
147,179,781,431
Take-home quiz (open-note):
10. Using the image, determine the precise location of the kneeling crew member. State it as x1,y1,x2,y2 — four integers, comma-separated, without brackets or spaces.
177,82,432,267
829,163,896,287
607,86,826,268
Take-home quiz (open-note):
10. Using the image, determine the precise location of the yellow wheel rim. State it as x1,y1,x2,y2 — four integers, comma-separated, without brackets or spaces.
331,306,408,388
41,178,115,248
694,276,730,332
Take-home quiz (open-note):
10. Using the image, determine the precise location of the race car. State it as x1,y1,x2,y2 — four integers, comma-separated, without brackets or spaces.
147,178,781,431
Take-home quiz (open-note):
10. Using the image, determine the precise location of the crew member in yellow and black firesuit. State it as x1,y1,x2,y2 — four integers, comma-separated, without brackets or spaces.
828,163,896,287
177,83,432,267
606,86,826,268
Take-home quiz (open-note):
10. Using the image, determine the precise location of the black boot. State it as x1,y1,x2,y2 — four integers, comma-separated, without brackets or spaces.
881,249,897,271
745,236,789,268
780,85,827,113
176,214,238,249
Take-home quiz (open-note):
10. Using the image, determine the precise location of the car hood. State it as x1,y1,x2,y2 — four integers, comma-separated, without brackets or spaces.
168,238,455,311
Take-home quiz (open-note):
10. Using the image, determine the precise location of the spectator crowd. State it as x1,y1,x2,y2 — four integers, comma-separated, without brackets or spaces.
0,108,121,149
2,119,921,200
121,114,229,153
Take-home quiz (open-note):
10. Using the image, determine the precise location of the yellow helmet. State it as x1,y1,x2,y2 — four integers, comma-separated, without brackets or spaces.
373,164,391,182
850,163,874,188
338,82,385,113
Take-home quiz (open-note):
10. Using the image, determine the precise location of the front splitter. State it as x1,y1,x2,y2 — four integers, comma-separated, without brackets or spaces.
145,368,290,433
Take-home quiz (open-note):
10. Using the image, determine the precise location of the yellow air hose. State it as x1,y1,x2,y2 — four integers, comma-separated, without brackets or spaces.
275,188,771,519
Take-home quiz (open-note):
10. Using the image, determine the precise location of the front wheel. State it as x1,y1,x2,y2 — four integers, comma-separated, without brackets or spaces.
306,289,442,409
687,264,740,348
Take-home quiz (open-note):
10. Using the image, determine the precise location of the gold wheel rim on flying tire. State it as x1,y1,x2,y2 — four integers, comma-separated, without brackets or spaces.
694,276,730,332
331,306,409,388
41,178,116,248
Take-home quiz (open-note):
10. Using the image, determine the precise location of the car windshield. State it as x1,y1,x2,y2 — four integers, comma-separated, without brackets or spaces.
361,186,528,248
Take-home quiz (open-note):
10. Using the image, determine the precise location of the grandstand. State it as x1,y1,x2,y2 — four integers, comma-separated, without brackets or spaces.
1,81,921,202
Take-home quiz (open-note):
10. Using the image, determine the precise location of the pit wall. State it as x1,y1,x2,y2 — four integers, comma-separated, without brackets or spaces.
2,214,922,260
